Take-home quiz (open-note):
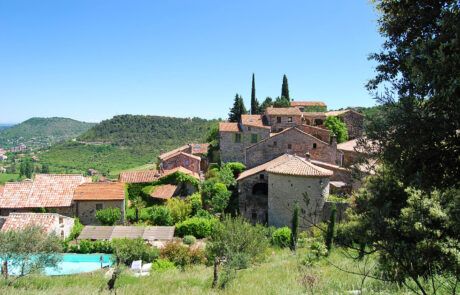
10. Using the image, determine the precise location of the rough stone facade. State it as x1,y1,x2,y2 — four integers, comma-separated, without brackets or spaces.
219,125,270,164
75,200,125,225
266,114,302,133
237,172,269,224
245,128,337,168
297,124,331,143
337,111,364,139
161,153,201,175
268,173,329,229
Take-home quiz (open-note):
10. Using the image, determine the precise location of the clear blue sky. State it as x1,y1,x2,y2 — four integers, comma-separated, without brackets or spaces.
0,0,382,123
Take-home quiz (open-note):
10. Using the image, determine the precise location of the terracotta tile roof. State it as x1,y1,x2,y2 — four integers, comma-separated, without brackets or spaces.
266,155,333,177
162,151,201,162
150,184,178,200
237,154,291,181
302,112,327,118
337,139,358,152
337,138,377,153
119,170,159,183
0,213,72,234
219,122,240,132
291,101,327,107
143,226,175,241
326,109,363,117
0,185,4,199
190,143,209,154
241,114,270,129
78,226,114,240
265,107,302,116
162,167,200,179
158,145,190,160
73,182,125,201
0,174,87,209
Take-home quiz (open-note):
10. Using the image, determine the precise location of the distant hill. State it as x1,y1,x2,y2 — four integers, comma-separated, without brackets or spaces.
0,124,14,131
41,115,218,176
0,117,96,149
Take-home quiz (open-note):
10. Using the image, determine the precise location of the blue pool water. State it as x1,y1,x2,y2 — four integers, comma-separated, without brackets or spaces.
1,253,113,276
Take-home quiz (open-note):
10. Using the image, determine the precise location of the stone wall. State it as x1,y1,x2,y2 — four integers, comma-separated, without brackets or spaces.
237,172,269,224
220,126,270,164
338,111,364,139
266,115,302,133
268,173,329,229
245,128,337,168
162,153,201,174
297,124,331,143
75,200,125,225
50,214,75,239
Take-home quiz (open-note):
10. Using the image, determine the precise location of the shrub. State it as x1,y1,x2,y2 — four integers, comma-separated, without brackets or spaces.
175,217,216,238
183,235,196,245
324,116,348,143
208,183,231,213
186,193,202,215
153,258,176,272
67,218,84,241
112,238,159,265
271,227,292,248
166,198,192,224
223,162,246,177
70,240,113,254
194,209,213,219
96,207,122,225
160,241,205,269
146,206,173,226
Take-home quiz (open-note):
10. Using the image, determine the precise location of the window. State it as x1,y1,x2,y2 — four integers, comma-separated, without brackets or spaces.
96,203,103,210
313,143,317,149
288,117,292,123
288,144,292,149
251,134,258,143
59,217,64,224
276,116,281,123
252,210,257,220
259,174,265,180
248,127,251,131
235,133,241,143
273,141,277,147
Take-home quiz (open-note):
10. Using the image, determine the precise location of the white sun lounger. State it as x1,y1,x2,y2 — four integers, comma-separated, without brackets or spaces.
131,260,150,277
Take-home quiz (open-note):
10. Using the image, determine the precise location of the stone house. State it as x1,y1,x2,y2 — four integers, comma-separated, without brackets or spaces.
265,107,302,133
158,143,210,174
73,182,126,225
0,212,74,239
237,154,333,228
291,101,327,112
302,112,327,126
325,110,364,139
245,127,338,168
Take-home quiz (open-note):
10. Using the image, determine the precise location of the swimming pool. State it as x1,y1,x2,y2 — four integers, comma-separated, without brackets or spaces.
1,253,113,276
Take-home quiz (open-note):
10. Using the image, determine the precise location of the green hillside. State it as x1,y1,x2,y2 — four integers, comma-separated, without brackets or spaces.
41,115,217,176
0,117,95,149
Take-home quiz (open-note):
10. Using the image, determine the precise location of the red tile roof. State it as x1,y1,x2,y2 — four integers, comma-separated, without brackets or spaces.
291,101,327,107
241,114,270,129
162,167,200,180
190,143,209,155
219,122,240,132
265,107,302,116
73,182,125,201
149,184,178,200
237,154,291,181
158,145,190,160
119,170,159,183
266,155,333,177
162,151,201,162
0,174,88,209
0,185,4,199
1,213,72,234
326,109,363,117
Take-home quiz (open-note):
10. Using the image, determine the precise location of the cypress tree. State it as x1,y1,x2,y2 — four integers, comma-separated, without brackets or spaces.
281,74,290,100
250,73,259,115
290,201,299,251
228,94,247,123
325,204,336,255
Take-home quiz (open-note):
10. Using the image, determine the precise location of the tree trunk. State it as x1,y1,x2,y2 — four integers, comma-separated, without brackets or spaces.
107,265,120,291
212,257,219,288
1,261,8,280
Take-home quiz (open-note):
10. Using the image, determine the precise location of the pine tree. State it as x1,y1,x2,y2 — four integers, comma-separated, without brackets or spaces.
281,74,290,100
250,73,259,115
290,202,299,251
325,204,336,255
228,94,247,122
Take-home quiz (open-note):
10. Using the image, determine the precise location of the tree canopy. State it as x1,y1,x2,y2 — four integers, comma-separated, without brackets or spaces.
250,74,259,115
228,94,247,123
281,74,290,100
324,116,348,143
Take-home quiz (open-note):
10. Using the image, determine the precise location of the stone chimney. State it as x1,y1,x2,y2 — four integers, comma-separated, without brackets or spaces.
305,152,311,162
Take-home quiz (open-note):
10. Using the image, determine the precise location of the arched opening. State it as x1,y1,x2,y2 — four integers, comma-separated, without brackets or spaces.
304,119,311,125
252,183,268,195
314,119,323,126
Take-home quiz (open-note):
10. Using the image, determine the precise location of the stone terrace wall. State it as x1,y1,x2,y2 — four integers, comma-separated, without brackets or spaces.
297,124,331,143
339,111,364,139
237,172,269,225
220,126,270,164
76,200,125,225
267,115,302,133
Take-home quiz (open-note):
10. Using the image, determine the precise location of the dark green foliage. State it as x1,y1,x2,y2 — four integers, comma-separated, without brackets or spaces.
206,123,220,163
112,238,159,265
40,164,50,174
160,241,206,269
175,217,216,238
183,235,196,245
0,117,95,149
271,227,292,248
66,218,84,241
228,94,247,122
250,73,260,115
223,162,246,178
281,74,290,100
19,159,33,178
95,208,122,226
324,116,348,143
186,193,203,216
273,96,291,108
146,206,173,226
259,97,273,112
290,202,299,251
69,240,113,254
324,204,336,254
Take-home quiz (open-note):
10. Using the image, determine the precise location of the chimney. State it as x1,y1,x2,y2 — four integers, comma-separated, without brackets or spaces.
305,152,311,162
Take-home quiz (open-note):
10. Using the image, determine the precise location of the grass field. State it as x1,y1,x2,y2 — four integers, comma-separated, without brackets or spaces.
0,173,19,184
0,249,413,295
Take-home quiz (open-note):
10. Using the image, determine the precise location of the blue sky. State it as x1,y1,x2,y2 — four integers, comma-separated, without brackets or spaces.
0,1,382,123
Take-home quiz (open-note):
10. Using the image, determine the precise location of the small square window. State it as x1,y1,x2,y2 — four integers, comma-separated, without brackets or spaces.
313,143,317,149
251,134,258,143
288,144,292,149
288,117,292,123
248,127,251,131
235,133,242,143
276,117,281,123
259,174,265,180
96,204,103,211
59,217,64,224
273,141,277,147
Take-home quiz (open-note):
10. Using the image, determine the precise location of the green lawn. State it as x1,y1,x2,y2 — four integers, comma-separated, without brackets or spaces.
0,173,19,184
0,249,413,295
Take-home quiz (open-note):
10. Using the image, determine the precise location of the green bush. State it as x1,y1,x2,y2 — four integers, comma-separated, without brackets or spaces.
112,238,159,265
67,218,84,241
96,207,122,225
224,162,246,177
271,227,292,248
183,235,196,245
68,240,113,254
186,193,202,215
166,198,192,224
153,258,176,272
160,241,206,269
194,209,213,219
146,206,173,226
175,217,216,238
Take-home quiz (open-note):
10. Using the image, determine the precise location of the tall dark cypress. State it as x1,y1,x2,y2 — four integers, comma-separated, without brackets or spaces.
250,73,259,114
281,74,290,100
228,94,248,122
